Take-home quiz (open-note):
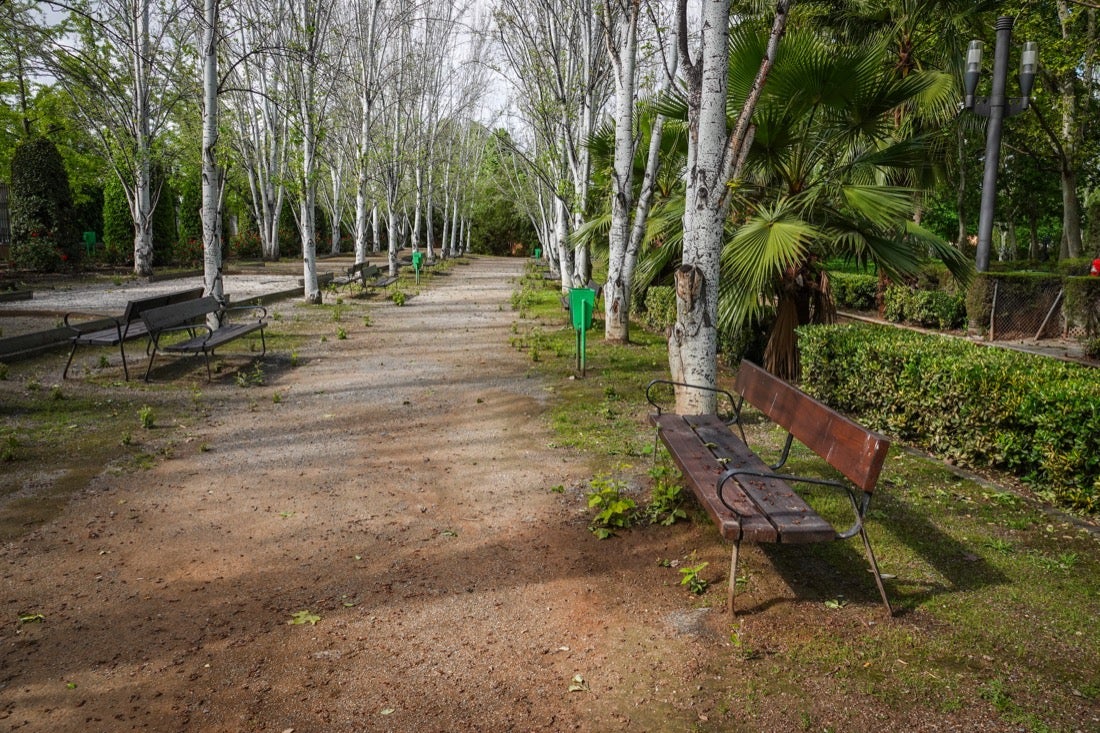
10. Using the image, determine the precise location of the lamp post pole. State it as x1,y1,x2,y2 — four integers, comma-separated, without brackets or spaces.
963,16,1038,272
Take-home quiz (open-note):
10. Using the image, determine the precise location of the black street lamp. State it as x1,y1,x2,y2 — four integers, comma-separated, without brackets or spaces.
963,16,1038,272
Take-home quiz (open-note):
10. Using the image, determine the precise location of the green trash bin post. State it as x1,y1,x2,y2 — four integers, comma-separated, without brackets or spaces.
570,287,595,376
83,231,96,257
533,247,542,260
411,251,424,284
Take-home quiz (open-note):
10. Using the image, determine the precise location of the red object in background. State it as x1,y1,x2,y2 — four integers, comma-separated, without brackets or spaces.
1091,259,1100,276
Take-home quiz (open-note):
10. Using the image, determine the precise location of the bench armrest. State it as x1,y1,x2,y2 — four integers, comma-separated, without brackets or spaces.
717,466,870,540
218,304,267,323
64,312,121,334
645,379,739,424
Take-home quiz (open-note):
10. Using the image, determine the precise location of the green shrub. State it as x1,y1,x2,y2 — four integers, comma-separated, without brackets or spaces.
228,230,264,260
9,137,79,271
799,324,1100,512
639,286,675,333
883,286,967,329
830,272,877,310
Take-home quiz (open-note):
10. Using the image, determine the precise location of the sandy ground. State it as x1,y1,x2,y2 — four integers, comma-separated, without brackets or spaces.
0,256,734,733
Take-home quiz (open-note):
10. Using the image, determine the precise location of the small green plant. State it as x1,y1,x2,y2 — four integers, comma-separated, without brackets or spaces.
331,306,343,322
271,310,282,321
272,392,282,404
49,385,64,401
236,363,266,387
679,560,710,594
362,315,372,327
287,610,320,626
336,326,347,340
1,434,18,462
26,379,41,392
138,405,155,429
120,432,133,446
98,355,110,369
0,363,7,380
289,351,300,367
586,475,637,539
643,465,687,525
392,289,407,306
1083,337,1100,360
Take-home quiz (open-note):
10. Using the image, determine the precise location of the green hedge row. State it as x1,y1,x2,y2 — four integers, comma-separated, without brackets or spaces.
883,285,967,329
830,272,877,310
798,324,1100,513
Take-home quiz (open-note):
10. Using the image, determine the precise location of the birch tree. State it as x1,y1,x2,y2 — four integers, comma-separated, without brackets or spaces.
224,0,292,261
286,0,344,303
669,0,791,413
49,0,190,276
599,0,677,342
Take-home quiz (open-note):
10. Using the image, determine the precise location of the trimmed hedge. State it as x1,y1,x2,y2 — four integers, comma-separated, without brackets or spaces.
830,272,877,310
798,323,1100,513
883,285,967,329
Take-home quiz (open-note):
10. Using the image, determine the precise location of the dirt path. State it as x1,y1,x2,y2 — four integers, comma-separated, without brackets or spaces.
0,257,719,732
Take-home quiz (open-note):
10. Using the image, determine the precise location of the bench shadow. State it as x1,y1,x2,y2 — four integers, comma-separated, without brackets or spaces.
731,488,1010,617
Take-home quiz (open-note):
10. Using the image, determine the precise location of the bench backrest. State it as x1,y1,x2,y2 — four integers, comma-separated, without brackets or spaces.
141,295,222,333
120,287,204,325
735,360,890,493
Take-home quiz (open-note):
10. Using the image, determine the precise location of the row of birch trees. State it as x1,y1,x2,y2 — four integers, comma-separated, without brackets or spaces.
7,0,493,303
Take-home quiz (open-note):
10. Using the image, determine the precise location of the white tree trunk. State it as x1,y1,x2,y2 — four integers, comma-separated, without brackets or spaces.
670,0,790,413
200,0,224,321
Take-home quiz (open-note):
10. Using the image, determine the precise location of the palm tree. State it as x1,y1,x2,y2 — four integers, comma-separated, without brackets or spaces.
614,20,972,379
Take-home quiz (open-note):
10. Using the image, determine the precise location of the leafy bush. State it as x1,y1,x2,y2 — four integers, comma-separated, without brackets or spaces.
228,230,264,260
9,137,79,271
883,285,967,329
799,324,1100,512
830,272,877,310
639,286,675,333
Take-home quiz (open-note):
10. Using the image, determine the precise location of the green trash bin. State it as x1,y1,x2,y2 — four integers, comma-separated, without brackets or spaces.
411,251,424,283
83,231,96,257
570,287,595,375
533,247,542,260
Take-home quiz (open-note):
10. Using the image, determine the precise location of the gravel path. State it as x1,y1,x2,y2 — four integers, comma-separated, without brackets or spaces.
0,256,715,732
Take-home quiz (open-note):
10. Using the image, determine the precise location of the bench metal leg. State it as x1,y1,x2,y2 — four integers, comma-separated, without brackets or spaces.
727,540,741,615
119,342,130,380
859,526,893,616
62,342,78,379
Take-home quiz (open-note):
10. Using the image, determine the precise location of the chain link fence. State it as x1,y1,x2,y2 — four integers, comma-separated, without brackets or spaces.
981,277,1097,342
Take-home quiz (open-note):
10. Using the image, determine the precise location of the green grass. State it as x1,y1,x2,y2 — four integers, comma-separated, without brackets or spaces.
510,262,1100,732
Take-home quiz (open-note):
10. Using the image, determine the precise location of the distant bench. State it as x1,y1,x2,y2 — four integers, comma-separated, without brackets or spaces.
62,287,204,380
647,361,894,616
332,261,397,291
140,296,267,381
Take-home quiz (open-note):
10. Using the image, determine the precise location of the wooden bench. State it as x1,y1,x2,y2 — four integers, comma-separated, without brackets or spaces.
140,296,267,381
647,360,893,616
332,262,397,291
62,287,204,380
332,262,378,289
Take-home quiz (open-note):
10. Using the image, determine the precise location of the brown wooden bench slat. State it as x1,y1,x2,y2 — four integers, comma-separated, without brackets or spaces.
651,414,777,542
735,361,890,492
685,416,836,543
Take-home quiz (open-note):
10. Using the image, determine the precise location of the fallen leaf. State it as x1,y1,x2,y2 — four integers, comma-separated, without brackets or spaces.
568,674,589,692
